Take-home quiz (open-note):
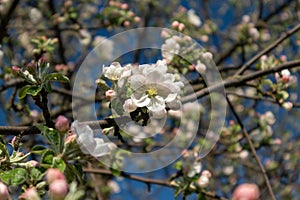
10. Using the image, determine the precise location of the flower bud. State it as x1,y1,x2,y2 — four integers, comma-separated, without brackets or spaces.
65,133,77,144
26,160,40,168
46,168,66,184
49,179,68,200
121,3,128,10
232,183,259,200
0,182,9,200
105,90,116,101
178,23,185,31
202,52,213,60
11,66,21,77
19,188,40,200
196,175,210,188
55,115,69,133
201,170,212,178
171,21,180,29
123,99,137,113
123,20,130,27
282,102,293,110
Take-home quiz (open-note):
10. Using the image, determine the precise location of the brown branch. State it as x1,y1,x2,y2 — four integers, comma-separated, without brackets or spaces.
0,0,20,42
183,59,300,103
225,95,276,200
235,23,300,75
0,116,132,135
83,168,229,200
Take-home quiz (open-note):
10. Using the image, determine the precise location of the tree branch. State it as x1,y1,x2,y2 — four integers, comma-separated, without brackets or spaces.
183,59,300,103
235,23,300,75
82,168,229,200
225,95,276,200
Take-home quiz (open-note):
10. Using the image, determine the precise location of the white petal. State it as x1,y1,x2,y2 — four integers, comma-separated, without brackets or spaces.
147,96,165,112
165,93,177,102
130,74,146,90
131,94,151,107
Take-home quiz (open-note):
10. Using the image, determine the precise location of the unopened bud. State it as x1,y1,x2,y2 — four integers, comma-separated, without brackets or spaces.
55,115,69,133
0,182,9,200
49,179,68,200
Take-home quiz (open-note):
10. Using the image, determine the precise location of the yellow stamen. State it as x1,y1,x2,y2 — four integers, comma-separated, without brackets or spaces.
147,87,158,97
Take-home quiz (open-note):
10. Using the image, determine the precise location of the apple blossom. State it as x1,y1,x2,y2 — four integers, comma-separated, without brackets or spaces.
103,62,124,81
282,101,293,110
232,183,260,200
187,9,202,27
130,60,183,113
161,37,180,62
55,115,69,133
73,121,113,157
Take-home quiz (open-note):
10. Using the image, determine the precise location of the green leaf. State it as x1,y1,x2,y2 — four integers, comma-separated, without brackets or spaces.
43,82,52,92
18,85,31,99
111,168,121,176
0,168,27,185
52,157,66,172
30,168,43,182
26,85,42,96
44,73,69,82
40,126,60,153
41,149,55,165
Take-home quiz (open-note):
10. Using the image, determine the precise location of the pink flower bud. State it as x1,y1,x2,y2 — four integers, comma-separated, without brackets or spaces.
123,21,130,27
65,133,77,144
105,90,116,101
282,102,293,110
46,168,66,184
201,170,212,178
19,188,40,200
49,180,68,199
134,16,141,23
27,160,40,168
0,182,9,200
196,175,210,188
232,183,259,200
11,66,21,77
55,115,69,133
172,21,180,29
178,23,185,31
121,3,128,10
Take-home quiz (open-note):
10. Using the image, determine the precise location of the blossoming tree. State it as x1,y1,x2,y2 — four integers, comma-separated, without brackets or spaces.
0,0,299,200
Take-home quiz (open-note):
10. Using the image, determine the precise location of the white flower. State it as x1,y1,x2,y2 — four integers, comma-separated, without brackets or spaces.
195,60,206,72
73,121,112,157
162,37,180,62
202,52,213,60
282,102,293,110
130,60,183,113
187,9,202,27
103,62,124,81
187,161,202,177
79,29,91,45
29,8,42,24
197,175,210,188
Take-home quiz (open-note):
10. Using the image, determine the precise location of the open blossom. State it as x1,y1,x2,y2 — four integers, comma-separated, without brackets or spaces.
73,121,113,157
103,62,124,80
232,183,260,200
187,9,202,27
130,60,183,113
197,175,210,188
162,37,180,62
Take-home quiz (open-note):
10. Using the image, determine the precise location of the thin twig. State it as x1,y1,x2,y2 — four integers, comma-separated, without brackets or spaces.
182,59,300,103
225,95,276,200
83,168,229,200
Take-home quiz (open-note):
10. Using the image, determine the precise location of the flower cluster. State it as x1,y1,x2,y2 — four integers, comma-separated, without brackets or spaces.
99,60,184,120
